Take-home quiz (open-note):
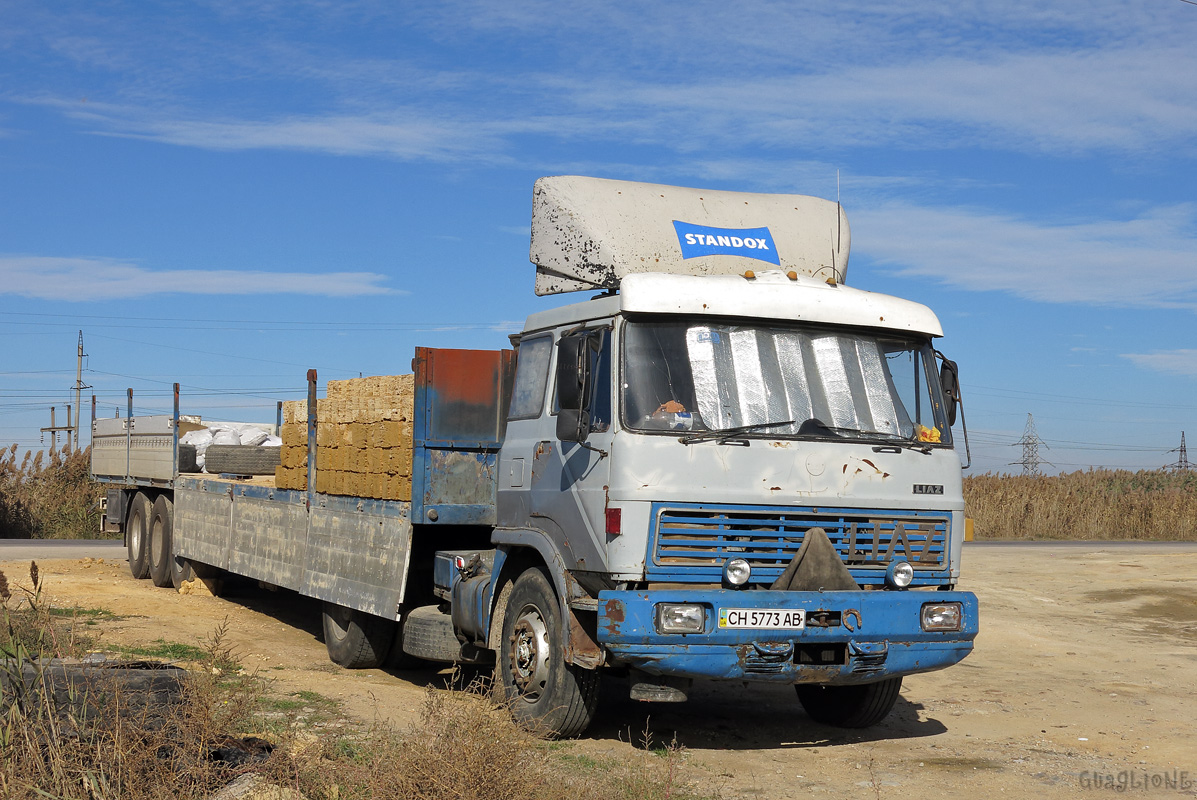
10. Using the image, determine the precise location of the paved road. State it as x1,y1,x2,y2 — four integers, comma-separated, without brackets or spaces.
966,539,1197,550
0,538,125,561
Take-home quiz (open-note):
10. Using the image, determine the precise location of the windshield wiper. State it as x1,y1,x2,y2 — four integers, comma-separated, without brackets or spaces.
823,426,933,454
680,420,797,445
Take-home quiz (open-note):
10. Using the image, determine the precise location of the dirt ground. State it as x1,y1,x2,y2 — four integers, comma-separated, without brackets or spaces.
4,543,1195,799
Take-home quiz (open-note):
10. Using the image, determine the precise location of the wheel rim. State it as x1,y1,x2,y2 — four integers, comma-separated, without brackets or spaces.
326,605,352,642
130,511,142,555
508,603,550,702
151,516,165,566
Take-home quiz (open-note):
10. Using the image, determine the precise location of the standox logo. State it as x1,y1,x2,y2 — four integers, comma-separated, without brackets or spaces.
672,221,780,265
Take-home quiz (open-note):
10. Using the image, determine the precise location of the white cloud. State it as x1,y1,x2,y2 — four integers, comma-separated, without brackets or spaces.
554,44,1197,155
47,100,508,161
0,256,399,301
1121,350,1197,377
23,36,1197,163
851,202,1197,309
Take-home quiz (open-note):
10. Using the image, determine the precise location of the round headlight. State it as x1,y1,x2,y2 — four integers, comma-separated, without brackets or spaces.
723,558,751,588
886,560,914,589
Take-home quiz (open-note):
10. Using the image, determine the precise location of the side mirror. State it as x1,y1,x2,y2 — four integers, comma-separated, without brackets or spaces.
555,333,596,442
939,359,960,427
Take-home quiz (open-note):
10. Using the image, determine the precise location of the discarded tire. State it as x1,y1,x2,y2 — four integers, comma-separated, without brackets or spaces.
0,657,188,727
204,445,280,476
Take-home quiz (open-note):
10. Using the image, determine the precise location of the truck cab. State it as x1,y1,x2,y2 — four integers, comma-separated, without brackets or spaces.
450,177,978,735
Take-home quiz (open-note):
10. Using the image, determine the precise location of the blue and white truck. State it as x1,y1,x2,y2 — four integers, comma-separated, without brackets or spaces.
93,176,978,738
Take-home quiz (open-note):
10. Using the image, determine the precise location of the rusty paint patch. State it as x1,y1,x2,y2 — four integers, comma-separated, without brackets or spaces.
566,606,603,669
792,666,844,683
603,598,626,624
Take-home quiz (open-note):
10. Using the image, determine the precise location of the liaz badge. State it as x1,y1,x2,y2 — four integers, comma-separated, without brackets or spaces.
673,221,780,265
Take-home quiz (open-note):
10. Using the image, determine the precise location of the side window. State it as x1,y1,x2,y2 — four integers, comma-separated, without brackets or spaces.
508,335,553,420
590,331,612,432
550,329,611,432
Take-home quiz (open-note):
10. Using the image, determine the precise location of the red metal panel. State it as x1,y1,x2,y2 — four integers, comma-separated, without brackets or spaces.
415,347,515,444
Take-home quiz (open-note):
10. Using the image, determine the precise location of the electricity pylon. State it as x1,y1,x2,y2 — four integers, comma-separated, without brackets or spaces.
1011,413,1052,476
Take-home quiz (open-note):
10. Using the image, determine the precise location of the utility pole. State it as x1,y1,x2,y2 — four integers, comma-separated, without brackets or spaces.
40,406,74,452
73,331,91,450
1011,413,1052,476
1165,432,1194,472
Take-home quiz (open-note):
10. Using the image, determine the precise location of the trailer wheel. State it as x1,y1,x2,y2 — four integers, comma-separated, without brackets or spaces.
148,495,174,588
126,492,152,580
321,602,395,669
497,568,599,738
170,552,194,589
796,676,903,728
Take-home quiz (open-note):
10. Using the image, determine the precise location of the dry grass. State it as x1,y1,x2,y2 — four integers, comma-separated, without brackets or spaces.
266,668,706,800
964,469,1197,541
3,564,710,800
0,444,104,539
2,562,265,800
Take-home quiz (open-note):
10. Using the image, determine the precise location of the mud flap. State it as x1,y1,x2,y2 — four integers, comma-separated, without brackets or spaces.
770,527,859,591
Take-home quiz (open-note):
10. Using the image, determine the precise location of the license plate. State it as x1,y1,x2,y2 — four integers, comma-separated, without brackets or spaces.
718,608,806,630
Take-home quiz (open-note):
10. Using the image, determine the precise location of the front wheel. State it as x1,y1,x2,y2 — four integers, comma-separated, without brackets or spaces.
497,568,598,738
796,677,903,728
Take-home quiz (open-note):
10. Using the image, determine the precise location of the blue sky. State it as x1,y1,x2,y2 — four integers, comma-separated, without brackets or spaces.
2,1,1195,475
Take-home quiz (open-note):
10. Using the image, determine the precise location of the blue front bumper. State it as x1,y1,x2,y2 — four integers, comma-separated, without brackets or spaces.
596,589,978,685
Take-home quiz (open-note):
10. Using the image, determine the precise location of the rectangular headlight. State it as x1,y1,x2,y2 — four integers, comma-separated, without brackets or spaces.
921,602,963,632
655,603,706,634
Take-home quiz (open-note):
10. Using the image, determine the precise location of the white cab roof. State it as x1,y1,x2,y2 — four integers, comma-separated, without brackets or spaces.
531,176,850,295
522,271,942,337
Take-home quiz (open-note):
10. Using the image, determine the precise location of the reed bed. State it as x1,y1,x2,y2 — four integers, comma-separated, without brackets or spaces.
964,469,1197,541
0,444,103,539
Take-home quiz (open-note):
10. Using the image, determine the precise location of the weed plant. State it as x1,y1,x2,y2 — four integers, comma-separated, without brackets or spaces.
1,563,263,799
0,444,103,539
271,676,707,800
964,469,1197,540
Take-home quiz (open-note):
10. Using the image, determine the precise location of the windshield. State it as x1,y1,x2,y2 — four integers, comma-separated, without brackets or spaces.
621,319,951,445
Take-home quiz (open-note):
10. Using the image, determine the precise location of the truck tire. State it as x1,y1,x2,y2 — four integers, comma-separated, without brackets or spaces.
177,443,198,473
204,445,280,476
170,552,195,588
322,602,395,669
497,568,599,738
399,605,462,663
148,495,174,588
126,492,152,580
796,676,903,728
